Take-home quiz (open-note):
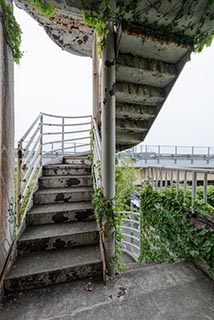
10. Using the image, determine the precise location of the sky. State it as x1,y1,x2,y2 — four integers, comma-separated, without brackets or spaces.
14,6,214,147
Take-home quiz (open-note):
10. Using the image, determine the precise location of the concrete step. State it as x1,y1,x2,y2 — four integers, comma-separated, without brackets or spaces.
17,221,99,255
116,102,156,121
39,175,92,189
63,156,90,165
43,164,91,176
116,118,149,133
27,202,94,225
116,54,176,87
116,82,164,106
34,187,93,205
4,245,102,292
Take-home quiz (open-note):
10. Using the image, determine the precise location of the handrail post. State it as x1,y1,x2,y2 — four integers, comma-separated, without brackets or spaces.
39,113,43,167
101,22,116,277
62,117,65,157
16,141,23,229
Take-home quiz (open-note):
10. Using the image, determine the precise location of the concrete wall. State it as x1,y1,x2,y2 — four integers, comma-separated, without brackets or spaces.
0,1,15,277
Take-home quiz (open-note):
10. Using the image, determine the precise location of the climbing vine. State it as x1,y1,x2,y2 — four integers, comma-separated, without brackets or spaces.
81,0,214,53
92,158,136,273
0,0,54,63
29,0,54,18
139,183,214,273
1,0,214,62
0,0,23,63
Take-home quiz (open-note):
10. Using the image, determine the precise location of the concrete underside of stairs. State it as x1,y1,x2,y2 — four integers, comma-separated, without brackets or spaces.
1,260,214,320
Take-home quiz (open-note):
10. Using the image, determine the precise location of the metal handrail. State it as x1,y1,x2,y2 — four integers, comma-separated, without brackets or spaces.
92,118,102,188
16,112,92,230
145,165,214,208
120,210,141,262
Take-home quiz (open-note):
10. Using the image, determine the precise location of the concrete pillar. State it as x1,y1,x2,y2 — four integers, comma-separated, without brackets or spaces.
0,1,15,278
101,23,116,277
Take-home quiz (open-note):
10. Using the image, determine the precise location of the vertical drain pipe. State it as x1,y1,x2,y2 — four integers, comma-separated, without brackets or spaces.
101,23,116,277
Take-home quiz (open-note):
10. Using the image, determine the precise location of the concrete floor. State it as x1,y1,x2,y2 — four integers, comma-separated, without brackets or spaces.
0,260,214,320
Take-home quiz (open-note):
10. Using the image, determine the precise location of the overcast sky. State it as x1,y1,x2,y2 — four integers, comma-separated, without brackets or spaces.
14,6,214,147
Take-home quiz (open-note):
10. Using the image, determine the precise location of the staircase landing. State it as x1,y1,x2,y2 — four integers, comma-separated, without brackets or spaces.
1,260,214,320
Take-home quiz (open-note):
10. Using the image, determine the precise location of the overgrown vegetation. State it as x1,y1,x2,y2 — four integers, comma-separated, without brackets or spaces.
82,0,214,53
1,0,214,62
0,0,23,63
92,158,136,273
139,183,214,273
0,0,54,63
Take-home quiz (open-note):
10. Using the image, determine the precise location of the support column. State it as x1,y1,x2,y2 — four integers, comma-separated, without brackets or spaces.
0,1,15,280
101,23,116,277
92,32,100,122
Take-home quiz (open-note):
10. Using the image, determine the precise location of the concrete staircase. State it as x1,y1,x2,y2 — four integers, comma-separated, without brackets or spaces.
115,28,191,151
4,156,102,293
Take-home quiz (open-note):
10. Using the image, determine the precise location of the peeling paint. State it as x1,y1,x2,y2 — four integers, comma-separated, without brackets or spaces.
109,83,116,96
105,59,115,67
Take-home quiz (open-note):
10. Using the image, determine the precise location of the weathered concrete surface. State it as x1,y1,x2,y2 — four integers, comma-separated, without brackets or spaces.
43,164,91,176
1,260,214,320
26,202,94,225
4,245,102,292
34,186,93,205
17,220,99,255
0,0,15,278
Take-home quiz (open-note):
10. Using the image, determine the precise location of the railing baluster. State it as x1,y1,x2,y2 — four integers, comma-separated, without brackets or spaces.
203,172,208,204
62,117,65,157
165,170,168,190
192,171,197,210
176,170,180,197
184,171,187,204
170,169,173,192
160,167,163,193
16,141,23,229
39,113,43,167
151,168,154,190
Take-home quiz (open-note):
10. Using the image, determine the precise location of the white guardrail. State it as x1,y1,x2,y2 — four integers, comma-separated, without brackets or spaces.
16,112,92,228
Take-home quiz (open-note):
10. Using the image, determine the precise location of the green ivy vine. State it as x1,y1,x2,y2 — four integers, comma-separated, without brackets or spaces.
29,0,54,18
92,158,136,273
0,0,54,63
139,183,214,273
0,0,23,63
81,0,214,53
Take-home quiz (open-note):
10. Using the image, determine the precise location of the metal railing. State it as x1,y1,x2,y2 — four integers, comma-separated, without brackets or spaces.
120,165,214,261
121,211,141,261
118,144,214,167
16,112,92,229
146,166,214,207
92,118,102,188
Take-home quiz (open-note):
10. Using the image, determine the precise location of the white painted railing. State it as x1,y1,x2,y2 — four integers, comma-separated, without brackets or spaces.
121,211,140,261
16,112,92,229
92,118,102,188
146,166,214,207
